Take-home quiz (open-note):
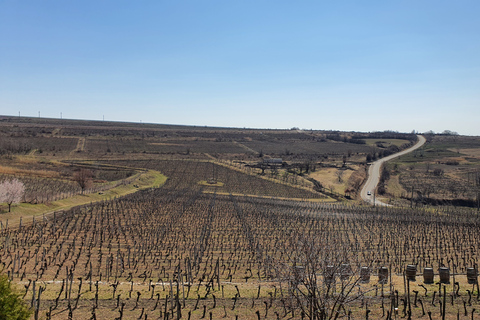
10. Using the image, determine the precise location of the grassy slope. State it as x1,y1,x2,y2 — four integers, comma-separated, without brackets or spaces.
308,167,355,194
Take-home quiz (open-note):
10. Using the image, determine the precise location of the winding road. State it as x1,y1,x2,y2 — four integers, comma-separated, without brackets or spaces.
360,135,426,206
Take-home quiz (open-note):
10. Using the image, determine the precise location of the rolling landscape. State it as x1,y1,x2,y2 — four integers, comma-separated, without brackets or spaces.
1,1,479,319
1,115,480,319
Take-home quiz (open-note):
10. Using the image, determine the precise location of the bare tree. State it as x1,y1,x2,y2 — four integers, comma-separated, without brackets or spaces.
73,169,94,194
336,170,344,183
0,179,25,212
273,234,373,319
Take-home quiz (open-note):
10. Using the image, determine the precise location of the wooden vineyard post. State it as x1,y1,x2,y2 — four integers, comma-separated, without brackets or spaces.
407,277,411,319
216,258,220,291
442,285,446,320
411,186,414,208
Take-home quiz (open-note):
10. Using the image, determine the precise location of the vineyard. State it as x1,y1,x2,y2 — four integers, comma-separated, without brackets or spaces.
100,160,326,200
0,161,139,205
0,160,479,319
0,136,77,156
1,117,480,319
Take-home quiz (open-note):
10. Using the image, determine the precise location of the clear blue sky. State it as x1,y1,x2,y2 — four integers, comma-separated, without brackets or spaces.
1,1,479,135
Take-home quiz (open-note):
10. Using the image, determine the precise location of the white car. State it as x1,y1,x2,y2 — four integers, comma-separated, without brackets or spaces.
367,191,371,196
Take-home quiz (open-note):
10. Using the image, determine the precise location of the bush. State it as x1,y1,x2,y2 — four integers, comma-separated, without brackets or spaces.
0,274,32,320
446,160,459,166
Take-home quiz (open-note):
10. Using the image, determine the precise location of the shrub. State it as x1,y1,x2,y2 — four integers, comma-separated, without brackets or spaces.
446,160,459,166
0,274,32,320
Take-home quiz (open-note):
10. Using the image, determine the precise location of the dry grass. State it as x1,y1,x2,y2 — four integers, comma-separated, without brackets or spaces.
0,165,61,178
386,175,407,198
149,142,182,146
456,148,480,159
198,180,225,187
308,167,355,194
16,273,479,319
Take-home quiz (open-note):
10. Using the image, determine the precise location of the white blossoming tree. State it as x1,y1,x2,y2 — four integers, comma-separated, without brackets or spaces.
0,179,25,212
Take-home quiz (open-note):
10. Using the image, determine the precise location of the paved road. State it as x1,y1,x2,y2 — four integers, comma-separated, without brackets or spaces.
360,135,426,206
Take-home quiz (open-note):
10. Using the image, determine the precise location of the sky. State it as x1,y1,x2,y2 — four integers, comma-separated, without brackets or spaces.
1,1,479,135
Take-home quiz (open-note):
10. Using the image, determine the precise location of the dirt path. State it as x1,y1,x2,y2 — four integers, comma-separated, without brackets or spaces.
360,135,426,206
233,140,259,154
70,137,86,155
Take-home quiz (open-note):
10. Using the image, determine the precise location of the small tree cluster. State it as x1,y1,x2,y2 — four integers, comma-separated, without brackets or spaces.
73,169,94,194
0,179,25,212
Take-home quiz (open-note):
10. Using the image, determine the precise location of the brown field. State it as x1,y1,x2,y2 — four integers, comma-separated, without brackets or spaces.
457,148,480,158
0,117,480,319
